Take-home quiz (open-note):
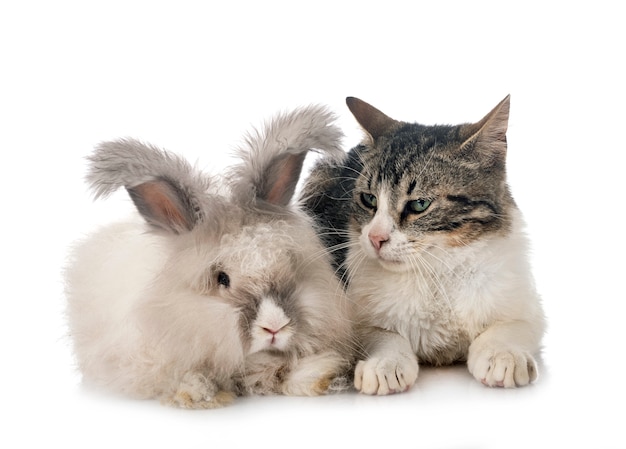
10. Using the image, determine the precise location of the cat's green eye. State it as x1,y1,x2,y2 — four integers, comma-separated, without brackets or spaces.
406,199,431,214
360,192,378,210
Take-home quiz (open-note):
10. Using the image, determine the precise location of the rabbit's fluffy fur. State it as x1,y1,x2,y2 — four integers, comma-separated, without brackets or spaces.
64,105,355,408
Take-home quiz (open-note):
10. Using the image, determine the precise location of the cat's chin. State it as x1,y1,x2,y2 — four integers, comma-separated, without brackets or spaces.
374,256,410,273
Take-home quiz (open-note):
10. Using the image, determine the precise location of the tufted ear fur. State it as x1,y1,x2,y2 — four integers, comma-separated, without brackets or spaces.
346,97,401,141
87,138,210,234
459,95,510,165
230,104,344,208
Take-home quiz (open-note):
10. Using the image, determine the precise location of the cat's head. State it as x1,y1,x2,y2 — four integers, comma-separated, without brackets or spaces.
346,95,515,272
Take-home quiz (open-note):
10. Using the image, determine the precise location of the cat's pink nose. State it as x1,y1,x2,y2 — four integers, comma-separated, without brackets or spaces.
369,233,389,251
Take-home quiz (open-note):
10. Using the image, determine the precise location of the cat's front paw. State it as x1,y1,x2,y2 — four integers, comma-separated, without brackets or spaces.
354,352,418,395
468,347,538,388
166,372,234,409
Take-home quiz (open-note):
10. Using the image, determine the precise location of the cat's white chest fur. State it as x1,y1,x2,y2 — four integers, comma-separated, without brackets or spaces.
347,217,540,366
349,255,472,364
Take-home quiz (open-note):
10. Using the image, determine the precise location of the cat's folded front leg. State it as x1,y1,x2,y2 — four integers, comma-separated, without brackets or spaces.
354,327,418,395
467,320,542,388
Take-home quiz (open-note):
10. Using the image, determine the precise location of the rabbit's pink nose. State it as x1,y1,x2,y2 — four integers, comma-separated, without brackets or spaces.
369,232,389,251
263,327,281,344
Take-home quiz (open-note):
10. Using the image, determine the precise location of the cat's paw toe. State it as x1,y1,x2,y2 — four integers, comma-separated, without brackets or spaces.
469,349,538,388
354,354,418,395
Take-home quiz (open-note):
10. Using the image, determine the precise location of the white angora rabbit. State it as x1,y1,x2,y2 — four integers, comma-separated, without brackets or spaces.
64,105,356,409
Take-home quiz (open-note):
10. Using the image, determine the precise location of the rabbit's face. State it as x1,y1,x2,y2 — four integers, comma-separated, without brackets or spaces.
237,282,298,355
199,221,308,357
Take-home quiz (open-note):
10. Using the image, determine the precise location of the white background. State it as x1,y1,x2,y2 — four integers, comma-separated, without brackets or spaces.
2,1,624,448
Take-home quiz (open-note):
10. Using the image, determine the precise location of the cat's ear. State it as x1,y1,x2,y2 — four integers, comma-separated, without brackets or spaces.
346,97,400,141
459,95,510,164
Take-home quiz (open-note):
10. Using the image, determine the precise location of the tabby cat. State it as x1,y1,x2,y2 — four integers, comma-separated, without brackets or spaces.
301,96,545,394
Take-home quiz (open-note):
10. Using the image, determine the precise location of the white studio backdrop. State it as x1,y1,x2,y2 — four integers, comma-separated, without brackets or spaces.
1,1,623,448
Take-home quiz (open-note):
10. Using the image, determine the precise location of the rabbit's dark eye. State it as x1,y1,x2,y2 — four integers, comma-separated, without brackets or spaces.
217,271,230,288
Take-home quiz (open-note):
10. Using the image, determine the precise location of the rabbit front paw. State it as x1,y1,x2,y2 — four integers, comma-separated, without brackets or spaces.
354,351,419,395
467,346,538,388
166,372,234,409
281,352,352,396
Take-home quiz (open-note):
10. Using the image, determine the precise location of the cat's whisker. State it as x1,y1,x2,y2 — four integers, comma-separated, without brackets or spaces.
336,250,360,285
405,253,432,300
340,247,367,287
405,250,450,309
314,229,352,239
416,253,455,311
410,241,465,281
414,144,437,181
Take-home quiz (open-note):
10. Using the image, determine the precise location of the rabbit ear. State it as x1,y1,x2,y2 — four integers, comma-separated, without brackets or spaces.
231,105,345,207
86,138,209,234
259,152,307,206
126,178,197,234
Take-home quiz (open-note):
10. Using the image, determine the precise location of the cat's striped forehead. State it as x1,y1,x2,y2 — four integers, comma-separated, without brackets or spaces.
360,122,465,191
